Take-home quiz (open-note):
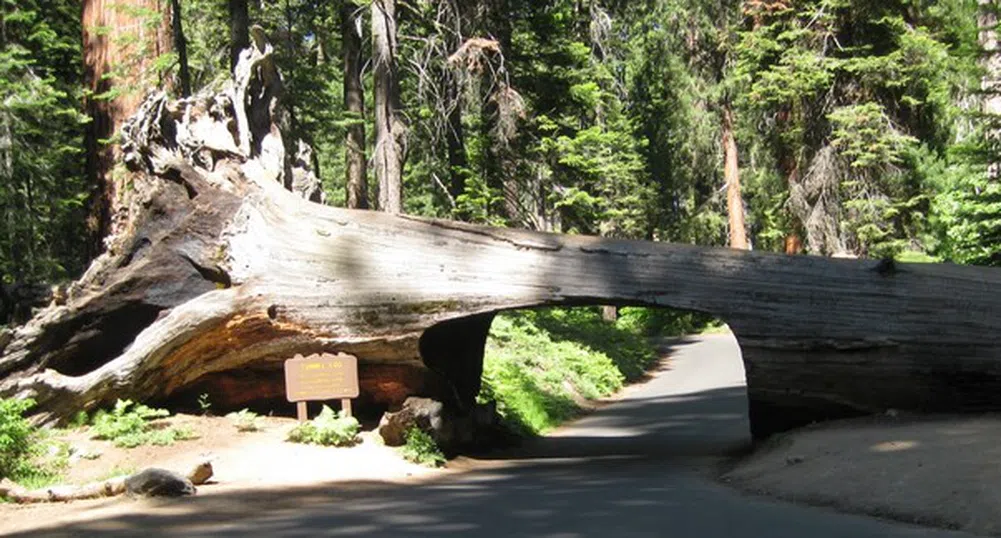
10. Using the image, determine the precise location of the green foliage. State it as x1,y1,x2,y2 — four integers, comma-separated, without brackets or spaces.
479,307,661,435
399,427,446,467
90,399,194,448
286,406,359,447
197,393,212,415
0,398,66,487
0,0,88,293
0,398,38,480
226,408,261,432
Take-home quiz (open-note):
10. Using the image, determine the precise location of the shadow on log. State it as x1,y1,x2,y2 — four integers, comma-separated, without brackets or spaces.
2,37,1001,439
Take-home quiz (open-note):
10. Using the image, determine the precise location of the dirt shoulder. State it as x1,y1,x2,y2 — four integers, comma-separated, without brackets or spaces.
0,414,445,535
721,413,1001,536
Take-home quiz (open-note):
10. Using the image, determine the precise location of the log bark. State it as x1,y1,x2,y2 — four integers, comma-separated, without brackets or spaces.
3,37,1001,439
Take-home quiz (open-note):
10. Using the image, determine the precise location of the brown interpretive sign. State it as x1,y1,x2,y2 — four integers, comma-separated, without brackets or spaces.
284,353,359,421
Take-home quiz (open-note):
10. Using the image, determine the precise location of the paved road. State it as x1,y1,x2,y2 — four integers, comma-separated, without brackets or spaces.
11,334,976,537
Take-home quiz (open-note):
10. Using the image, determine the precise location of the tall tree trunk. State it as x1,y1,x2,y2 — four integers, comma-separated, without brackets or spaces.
445,65,468,206
372,0,405,214
82,0,171,257
479,0,519,225
980,0,1001,179
170,0,191,97
722,104,748,249
342,2,368,209
229,0,249,73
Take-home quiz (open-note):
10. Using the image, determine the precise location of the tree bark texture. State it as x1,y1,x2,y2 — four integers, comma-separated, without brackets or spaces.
228,0,249,74
83,0,172,254
980,0,1001,179
343,2,368,210
170,0,191,97
372,0,405,214
4,44,1001,440
722,105,748,250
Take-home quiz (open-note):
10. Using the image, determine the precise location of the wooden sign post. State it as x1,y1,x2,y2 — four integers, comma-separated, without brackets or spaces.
284,352,360,422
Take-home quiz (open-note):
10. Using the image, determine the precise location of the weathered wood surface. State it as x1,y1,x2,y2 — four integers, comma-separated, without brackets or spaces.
1,39,1000,437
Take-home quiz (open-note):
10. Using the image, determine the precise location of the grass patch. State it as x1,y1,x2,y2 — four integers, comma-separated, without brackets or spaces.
481,307,666,435
399,427,446,467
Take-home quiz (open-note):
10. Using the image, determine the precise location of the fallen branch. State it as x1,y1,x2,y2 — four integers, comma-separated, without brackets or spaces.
0,460,212,504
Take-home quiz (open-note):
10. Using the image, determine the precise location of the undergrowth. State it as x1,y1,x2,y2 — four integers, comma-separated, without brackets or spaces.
90,399,197,448
399,427,446,467
480,307,706,436
286,406,359,446
0,398,67,487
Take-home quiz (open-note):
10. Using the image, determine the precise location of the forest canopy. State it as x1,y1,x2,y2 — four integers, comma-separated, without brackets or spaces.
1,0,1000,312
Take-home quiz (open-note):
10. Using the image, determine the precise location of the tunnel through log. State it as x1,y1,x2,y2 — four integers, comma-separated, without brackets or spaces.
2,36,1001,439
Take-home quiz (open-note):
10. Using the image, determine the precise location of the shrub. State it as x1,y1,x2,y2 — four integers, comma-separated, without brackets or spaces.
0,398,39,480
0,398,65,486
91,399,194,448
286,406,359,447
399,427,446,467
226,409,261,432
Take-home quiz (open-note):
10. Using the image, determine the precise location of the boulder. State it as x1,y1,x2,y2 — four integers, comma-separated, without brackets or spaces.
378,397,505,452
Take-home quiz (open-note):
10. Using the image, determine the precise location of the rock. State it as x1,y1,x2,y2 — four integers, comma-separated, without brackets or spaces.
378,397,505,452
124,468,196,498
378,397,446,447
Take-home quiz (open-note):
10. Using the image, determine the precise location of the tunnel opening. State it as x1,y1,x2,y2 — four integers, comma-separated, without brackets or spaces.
417,304,750,453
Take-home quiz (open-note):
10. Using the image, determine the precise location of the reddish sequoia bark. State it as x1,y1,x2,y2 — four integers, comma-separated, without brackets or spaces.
3,39,1001,439
83,0,172,253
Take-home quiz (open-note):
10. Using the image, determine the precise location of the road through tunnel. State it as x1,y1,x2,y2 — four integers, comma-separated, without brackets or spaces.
418,305,753,443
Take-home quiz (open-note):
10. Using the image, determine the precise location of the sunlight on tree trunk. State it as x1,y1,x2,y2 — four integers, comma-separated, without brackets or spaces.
980,0,1001,180
722,104,748,250
372,0,404,214
83,0,171,254
343,1,368,209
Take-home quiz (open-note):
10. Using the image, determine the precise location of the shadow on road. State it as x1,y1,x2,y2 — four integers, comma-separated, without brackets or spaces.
6,386,755,538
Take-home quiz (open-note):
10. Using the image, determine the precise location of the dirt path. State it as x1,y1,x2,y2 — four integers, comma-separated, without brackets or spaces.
0,414,444,534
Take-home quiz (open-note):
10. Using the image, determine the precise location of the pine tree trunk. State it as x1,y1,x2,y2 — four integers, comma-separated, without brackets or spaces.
228,0,249,73
980,0,1001,179
170,0,191,97
445,72,468,205
343,1,368,209
372,0,404,214
722,105,748,249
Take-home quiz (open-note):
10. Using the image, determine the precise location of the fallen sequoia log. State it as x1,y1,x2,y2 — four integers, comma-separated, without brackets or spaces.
2,38,1001,439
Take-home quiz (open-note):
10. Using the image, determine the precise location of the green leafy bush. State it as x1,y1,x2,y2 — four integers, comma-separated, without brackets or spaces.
286,406,359,447
399,427,446,467
91,399,194,448
0,398,65,487
227,409,261,432
0,398,39,480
